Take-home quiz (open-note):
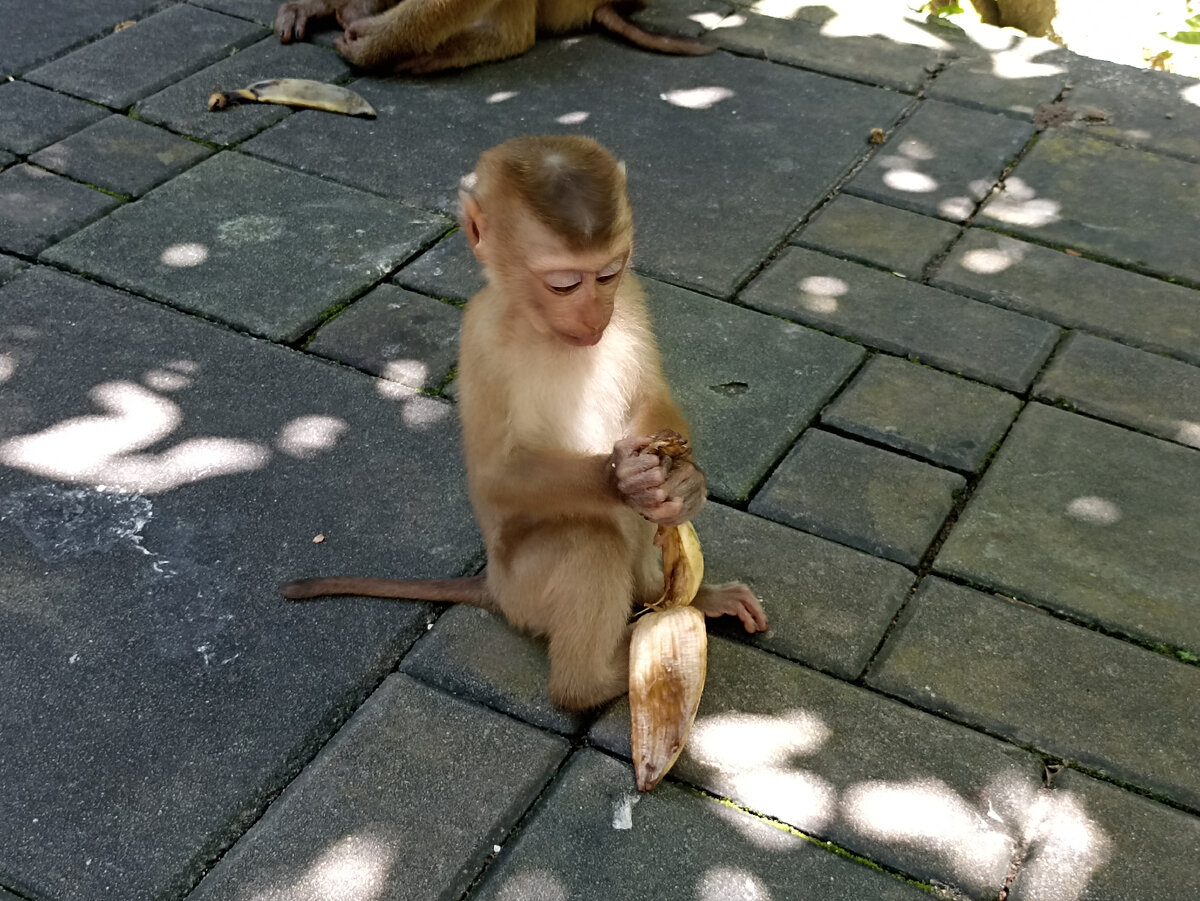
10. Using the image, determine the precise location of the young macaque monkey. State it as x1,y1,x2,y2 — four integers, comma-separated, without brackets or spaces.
283,136,767,710
275,0,714,74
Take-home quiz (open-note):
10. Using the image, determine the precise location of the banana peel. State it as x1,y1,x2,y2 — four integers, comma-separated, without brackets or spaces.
628,430,708,792
207,78,376,118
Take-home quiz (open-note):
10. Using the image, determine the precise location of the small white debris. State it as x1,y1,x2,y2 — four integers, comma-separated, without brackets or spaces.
612,793,640,830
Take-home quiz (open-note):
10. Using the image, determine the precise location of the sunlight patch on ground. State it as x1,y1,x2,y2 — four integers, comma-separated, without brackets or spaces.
698,866,773,900
1066,495,1121,526
797,275,847,314
556,111,589,124
492,867,568,901
275,414,348,459
160,242,209,267
1014,792,1111,901
0,352,14,384
1176,420,1200,447
487,91,518,103
659,86,736,110
983,177,1061,227
380,358,431,387
961,241,1026,274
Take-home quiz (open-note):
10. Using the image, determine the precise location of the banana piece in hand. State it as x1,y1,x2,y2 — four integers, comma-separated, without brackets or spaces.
629,430,708,792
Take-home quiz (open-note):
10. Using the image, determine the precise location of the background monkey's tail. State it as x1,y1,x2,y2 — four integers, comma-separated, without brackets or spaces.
280,575,494,610
593,4,716,56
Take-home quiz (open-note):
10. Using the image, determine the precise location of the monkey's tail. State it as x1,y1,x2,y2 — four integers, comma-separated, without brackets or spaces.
280,575,494,610
593,4,716,57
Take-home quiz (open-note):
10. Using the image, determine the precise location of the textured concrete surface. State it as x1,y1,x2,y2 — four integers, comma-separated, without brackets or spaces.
2,4,1198,900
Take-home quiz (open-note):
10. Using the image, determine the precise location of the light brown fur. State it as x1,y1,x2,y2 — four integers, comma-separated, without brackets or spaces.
275,0,713,74
282,136,766,710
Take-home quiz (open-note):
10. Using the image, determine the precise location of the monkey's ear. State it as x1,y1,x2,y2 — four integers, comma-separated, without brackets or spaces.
458,190,487,259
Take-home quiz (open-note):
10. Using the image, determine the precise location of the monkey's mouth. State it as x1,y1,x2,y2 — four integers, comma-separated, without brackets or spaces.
564,332,604,347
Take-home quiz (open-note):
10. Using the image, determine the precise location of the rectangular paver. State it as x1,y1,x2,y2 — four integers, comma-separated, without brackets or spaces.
822,354,1022,471
306,284,461,391
927,49,1067,118
3,0,163,75
1035,331,1200,450
795,193,961,278
847,98,1034,221
473,749,936,901
394,230,486,303
696,502,914,679
868,577,1200,812
750,428,965,566
740,246,1059,391
0,81,108,155
591,636,1044,899
188,674,568,901
0,266,481,901
978,132,1200,284
648,278,864,503
242,37,910,297
1011,770,1200,901
0,163,122,256
28,115,212,197
41,151,448,342
935,403,1200,656
932,228,1200,364
25,4,266,109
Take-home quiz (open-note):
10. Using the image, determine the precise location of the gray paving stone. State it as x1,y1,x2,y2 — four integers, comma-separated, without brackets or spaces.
822,354,1022,471
932,230,1200,364
2,0,163,75
0,81,108,155
0,163,122,256
25,5,266,109
795,193,961,278
189,674,568,901
242,37,909,297
1059,59,1200,162
42,151,448,341
711,8,946,91
696,502,914,678
750,429,965,567
28,114,212,197
306,285,460,391
0,254,27,287
978,132,1200,284
627,0,731,39
740,246,1059,391
134,36,351,147
0,151,13,170
0,267,480,901
935,403,1200,656
474,749,934,901
1010,770,1200,901
848,99,1034,221
189,0,281,26
868,578,1200,813
591,636,1044,899
400,605,585,735
1035,332,1200,450
394,230,485,303
927,51,1067,118
647,278,864,503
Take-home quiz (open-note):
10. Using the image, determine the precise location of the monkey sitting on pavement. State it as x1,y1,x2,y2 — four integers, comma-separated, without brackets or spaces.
283,136,767,710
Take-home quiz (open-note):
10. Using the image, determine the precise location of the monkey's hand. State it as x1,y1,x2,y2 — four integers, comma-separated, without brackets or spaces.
335,15,395,68
693,582,769,633
276,0,320,42
610,436,707,526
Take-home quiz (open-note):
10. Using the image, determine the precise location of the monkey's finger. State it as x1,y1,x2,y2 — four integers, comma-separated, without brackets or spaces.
275,6,306,42
614,435,655,458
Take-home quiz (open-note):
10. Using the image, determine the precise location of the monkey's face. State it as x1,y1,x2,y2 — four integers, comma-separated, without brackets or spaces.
516,224,630,348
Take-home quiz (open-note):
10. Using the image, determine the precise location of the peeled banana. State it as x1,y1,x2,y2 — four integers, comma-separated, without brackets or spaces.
628,430,708,792
207,78,376,118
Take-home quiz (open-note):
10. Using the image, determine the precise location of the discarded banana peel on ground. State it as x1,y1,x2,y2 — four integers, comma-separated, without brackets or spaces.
629,431,708,792
207,78,376,118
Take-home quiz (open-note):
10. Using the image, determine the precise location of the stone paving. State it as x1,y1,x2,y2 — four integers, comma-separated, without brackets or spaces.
1,2,1198,900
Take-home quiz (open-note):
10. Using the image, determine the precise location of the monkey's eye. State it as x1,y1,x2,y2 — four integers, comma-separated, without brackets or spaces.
545,271,583,295
596,260,624,285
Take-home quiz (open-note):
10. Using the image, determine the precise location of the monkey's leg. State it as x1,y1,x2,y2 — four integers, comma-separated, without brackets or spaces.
335,0,515,68
490,518,636,711
277,0,354,42
393,20,535,73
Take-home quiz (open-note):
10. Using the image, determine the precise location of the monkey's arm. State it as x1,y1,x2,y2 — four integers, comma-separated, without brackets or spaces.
474,446,623,519
335,0,506,66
